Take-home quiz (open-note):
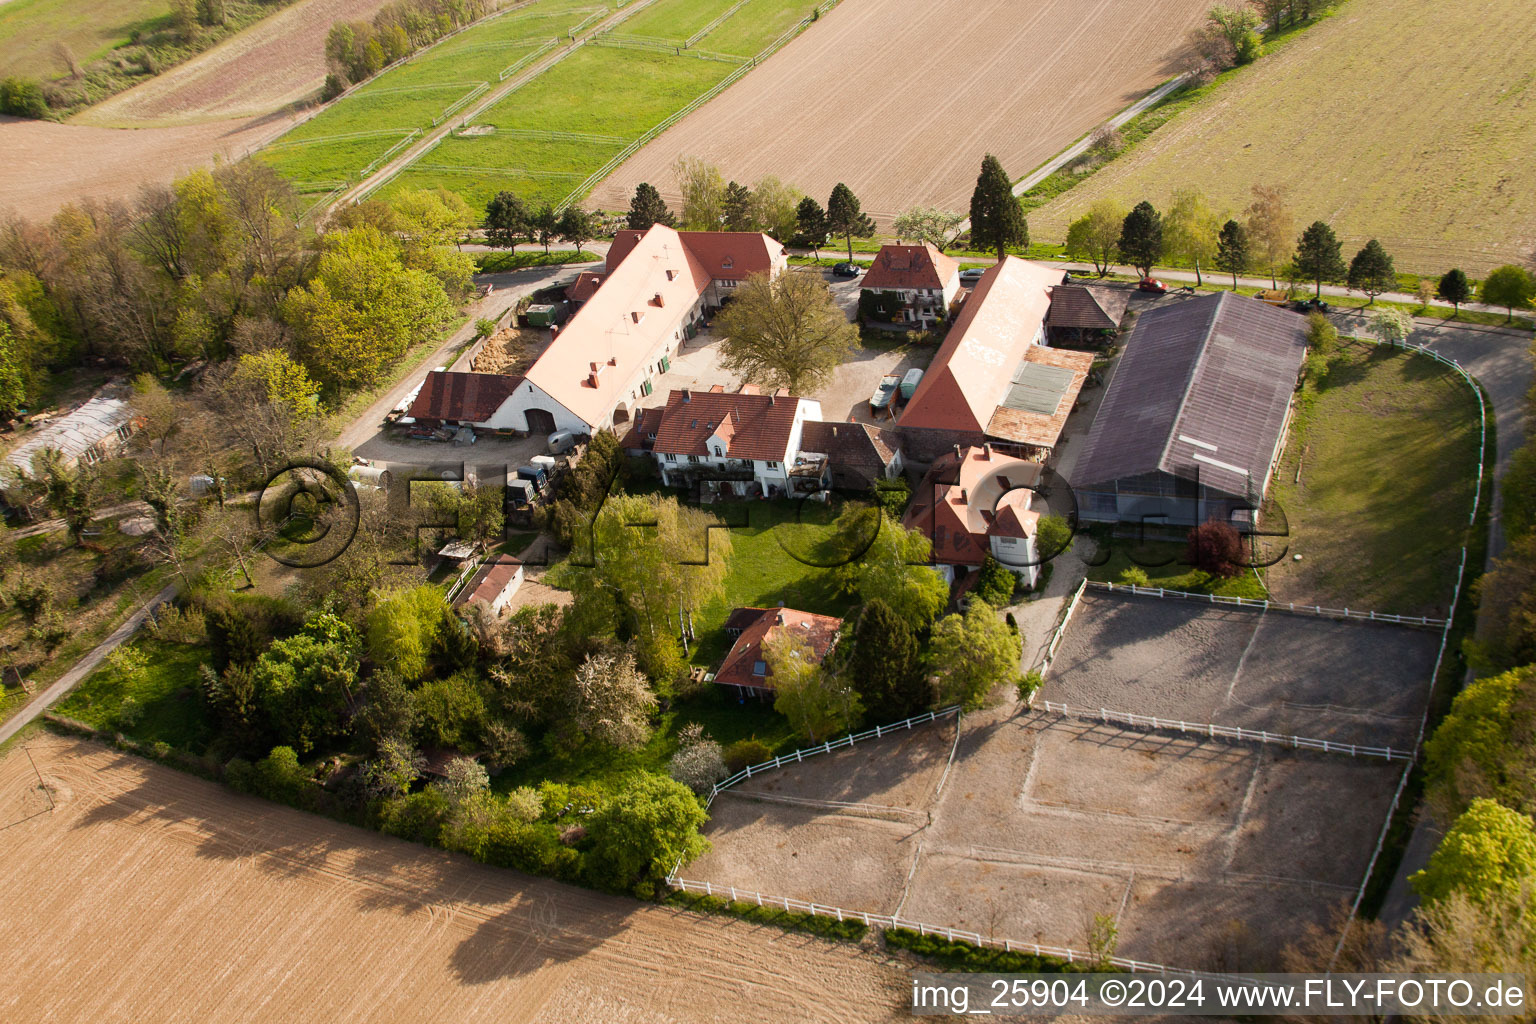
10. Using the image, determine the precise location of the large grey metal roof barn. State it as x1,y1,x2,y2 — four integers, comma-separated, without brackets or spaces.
1070,291,1308,527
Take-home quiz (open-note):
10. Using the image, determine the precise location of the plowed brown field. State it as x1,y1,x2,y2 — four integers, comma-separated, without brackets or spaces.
0,114,290,222
76,0,400,126
0,735,906,1023
591,0,1209,225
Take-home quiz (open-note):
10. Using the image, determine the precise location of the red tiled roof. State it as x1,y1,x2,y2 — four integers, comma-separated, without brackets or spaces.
900,257,1060,434
861,243,959,292
799,421,902,470
715,607,842,690
566,271,607,304
652,387,804,462
902,446,1042,566
454,555,522,608
408,371,523,423
606,229,783,281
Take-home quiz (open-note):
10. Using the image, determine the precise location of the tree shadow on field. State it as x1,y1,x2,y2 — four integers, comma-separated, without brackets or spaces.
449,893,631,985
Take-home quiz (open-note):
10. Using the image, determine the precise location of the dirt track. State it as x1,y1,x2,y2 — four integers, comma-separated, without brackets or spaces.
0,735,906,1022
0,115,293,222
591,0,1208,224
76,0,400,127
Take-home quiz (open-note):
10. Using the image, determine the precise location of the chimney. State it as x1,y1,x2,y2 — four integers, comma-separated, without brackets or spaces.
768,393,776,405
590,361,599,372
953,443,962,462
776,612,785,626
983,442,993,461
960,488,968,504
682,388,690,402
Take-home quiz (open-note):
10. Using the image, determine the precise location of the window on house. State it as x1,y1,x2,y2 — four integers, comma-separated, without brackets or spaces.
713,445,723,456
688,455,700,463
765,461,778,469
665,453,676,462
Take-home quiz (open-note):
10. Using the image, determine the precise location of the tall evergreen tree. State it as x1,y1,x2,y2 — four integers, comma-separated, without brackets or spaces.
1437,268,1472,314
826,183,875,261
1214,219,1250,290
723,181,754,232
483,191,528,250
1346,238,1396,305
1118,200,1164,278
1293,220,1346,298
968,154,1027,261
794,197,829,259
846,599,927,721
626,182,675,231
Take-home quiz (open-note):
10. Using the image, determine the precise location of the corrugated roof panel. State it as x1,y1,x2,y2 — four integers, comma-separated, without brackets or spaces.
1001,361,1076,415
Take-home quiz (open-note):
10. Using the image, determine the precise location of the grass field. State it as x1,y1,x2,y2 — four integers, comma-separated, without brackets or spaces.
1264,341,1482,616
259,0,607,192
0,0,171,79
261,0,828,210
1029,0,1536,275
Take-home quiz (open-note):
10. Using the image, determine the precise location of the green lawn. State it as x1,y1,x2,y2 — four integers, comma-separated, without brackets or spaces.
1264,341,1482,616
474,249,602,272
55,639,214,752
1083,538,1267,600
696,0,812,55
0,0,168,76
258,0,610,192
614,0,739,43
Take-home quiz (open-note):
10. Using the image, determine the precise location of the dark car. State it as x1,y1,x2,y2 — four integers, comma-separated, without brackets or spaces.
1137,277,1169,294
959,268,987,284
832,262,860,278
1292,297,1332,314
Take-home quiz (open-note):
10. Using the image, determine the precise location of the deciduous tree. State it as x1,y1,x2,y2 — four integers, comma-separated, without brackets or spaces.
930,600,1022,709
484,191,529,250
1410,799,1536,907
528,203,559,254
1244,184,1292,287
1483,265,1535,322
366,585,450,683
833,510,948,627
891,207,964,250
557,205,598,254
1425,664,1536,820
1437,268,1472,313
1185,519,1244,577
746,176,802,241
569,645,656,749
673,156,726,230
968,154,1028,261
1163,189,1221,286
1064,199,1125,277
583,772,708,897
715,270,856,394
1368,307,1412,347
767,631,860,742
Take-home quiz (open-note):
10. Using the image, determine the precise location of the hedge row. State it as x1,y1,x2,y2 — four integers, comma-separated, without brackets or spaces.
883,927,1107,974
665,891,868,942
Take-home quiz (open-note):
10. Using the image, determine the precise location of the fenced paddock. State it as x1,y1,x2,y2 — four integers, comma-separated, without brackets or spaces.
1042,590,1440,750
678,706,1401,969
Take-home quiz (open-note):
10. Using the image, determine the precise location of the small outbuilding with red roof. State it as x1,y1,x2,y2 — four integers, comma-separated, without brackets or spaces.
715,606,843,700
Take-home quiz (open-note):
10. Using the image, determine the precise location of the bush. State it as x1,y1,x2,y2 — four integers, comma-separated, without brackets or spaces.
0,77,48,119
252,746,314,807
320,72,347,101
1117,566,1151,587
883,927,1092,973
723,737,774,773
668,726,728,794
377,787,452,844
223,756,255,792
1016,669,1043,703
1234,29,1263,64
1185,520,1244,578
667,890,868,941
973,556,1016,608
871,479,911,517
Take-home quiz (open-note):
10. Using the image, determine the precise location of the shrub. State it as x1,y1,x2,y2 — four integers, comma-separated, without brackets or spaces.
1117,566,1151,587
223,756,255,792
252,746,313,807
1185,520,1244,577
116,695,145,730
437,756,490,801
871,478,911,518
504,785,544,823
883,927,1091,973
723,737,774,773
377,787,452,844
667,890,867,941
320,72,347,101
1016,669,1043,703
1036,515,1073,560
668,725,728,794
0,77,48,119
972,556,1016,608
474,317,497,338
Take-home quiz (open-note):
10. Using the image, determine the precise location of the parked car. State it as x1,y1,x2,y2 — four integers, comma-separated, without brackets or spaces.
1137,277,1168,294
547,431,576,454
869,374,901,411
958,268,987,284
1291,297,1331,314
832,262,861,278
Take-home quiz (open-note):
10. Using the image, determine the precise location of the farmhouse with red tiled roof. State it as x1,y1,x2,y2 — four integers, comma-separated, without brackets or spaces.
404,226,786,436
898,257,1092,461
451,555,523,617
902,444,1045,587
715,606,843,699
645,385,822,498
860,243,960,328
407,371,524,426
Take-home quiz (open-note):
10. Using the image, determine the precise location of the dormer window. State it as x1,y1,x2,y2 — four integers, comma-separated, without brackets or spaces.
713,445,723,456
721,257,734,269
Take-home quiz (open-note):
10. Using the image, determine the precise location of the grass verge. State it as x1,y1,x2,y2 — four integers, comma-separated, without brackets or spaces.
666,890,868,942
883,927,1098,974
474,249,601,272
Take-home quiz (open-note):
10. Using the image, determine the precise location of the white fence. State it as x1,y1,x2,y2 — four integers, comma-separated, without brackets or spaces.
1085,580,1446,629
1036,577,1087,680
1037,701,1410,762
702,706,959,809
666,876,1193,976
